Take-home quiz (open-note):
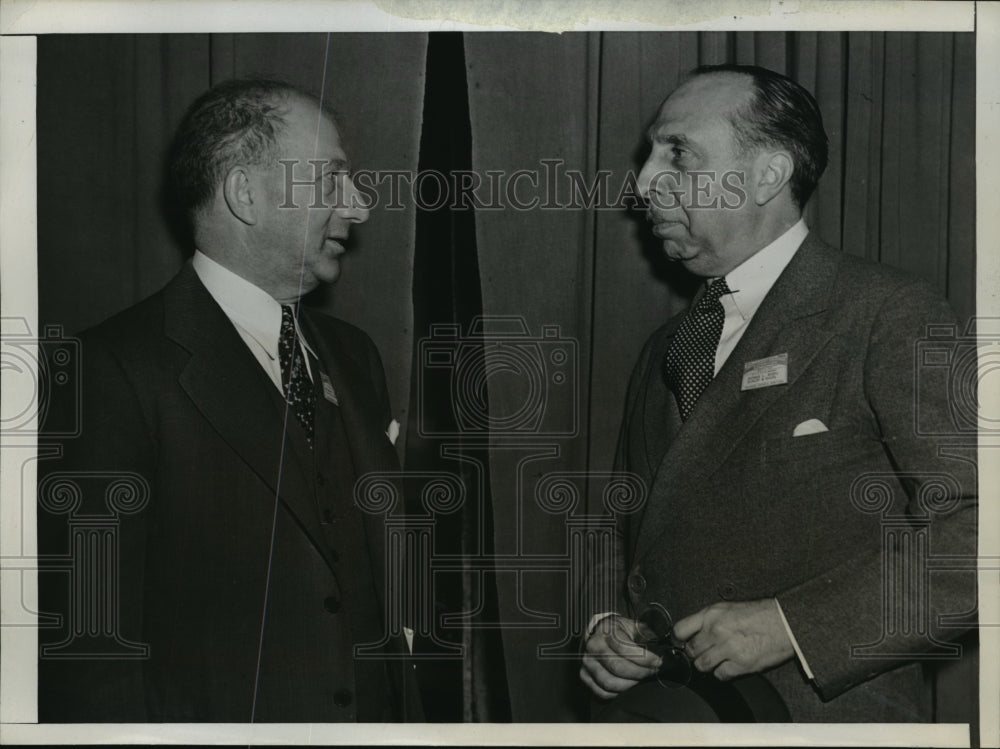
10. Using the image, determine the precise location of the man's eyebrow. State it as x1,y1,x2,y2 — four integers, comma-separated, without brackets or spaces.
293,157,352,177
323,157,350,172
646,126,691,148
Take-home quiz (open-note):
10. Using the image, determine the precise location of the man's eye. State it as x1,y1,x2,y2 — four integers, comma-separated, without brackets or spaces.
323,172,343,194
671,146,686,160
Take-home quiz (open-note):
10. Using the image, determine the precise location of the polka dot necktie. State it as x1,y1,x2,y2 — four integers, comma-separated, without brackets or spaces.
279,304,316,448
663,278,731,421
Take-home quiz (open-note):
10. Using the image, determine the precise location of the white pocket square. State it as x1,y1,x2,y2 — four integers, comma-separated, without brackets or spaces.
792,418,829,437
386,419,400,445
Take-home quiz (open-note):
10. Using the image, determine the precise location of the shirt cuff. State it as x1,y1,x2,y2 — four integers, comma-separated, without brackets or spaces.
774,597,814,680
586,612,619,639
403,627,414,654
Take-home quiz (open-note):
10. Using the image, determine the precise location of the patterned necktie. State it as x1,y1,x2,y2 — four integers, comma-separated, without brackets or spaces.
278,304,316,448
663,278,731,421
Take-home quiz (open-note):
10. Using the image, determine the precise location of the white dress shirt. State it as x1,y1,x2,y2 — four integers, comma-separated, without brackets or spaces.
714,218,808,373
192,251,316,392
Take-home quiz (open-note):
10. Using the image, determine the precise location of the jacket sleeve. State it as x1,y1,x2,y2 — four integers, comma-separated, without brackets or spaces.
776,280,977,700
37,332,155,722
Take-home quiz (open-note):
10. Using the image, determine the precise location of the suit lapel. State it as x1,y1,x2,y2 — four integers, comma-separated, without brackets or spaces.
642,314,685,477
634,236,842,561
163,264,330,568
300,312,400,479
623,316,683,552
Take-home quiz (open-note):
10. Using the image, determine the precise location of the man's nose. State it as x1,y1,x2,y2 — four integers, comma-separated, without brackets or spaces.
636,159,654,202
338,175,370,224
637,158,670,206
637,165,683,213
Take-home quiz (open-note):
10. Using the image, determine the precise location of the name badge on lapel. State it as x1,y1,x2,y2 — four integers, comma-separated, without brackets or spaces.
319,372,340,405
741,353,788,391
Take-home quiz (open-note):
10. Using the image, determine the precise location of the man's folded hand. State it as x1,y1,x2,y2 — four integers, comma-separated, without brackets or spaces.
579,615,662,699
673,599,794,680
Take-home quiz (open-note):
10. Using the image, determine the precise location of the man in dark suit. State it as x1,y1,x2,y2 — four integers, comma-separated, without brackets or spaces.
38,79,419,722
580,64,977,721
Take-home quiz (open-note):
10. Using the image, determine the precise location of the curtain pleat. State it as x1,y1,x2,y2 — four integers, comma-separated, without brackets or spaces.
403,31,511,723
465,31,598,723
948,35,977,318
38,35,209,332
804,32,846,250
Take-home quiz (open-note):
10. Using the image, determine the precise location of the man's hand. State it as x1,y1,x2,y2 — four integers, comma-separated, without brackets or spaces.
672,599,794,681
580,615,662,699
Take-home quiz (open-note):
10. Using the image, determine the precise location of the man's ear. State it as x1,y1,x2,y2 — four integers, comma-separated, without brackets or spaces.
752,150,794,206
222,165,256,225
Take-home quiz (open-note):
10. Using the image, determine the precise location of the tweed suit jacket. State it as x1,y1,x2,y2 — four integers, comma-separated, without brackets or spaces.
38,263,420,722
608,234,977,722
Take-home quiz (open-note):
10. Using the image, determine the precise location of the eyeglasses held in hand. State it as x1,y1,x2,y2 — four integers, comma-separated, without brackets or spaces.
634,602,695,688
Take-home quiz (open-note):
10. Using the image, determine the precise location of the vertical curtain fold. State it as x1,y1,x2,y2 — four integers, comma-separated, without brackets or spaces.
38,35,210,332
947,35,977,315
403,31,511,723
465,31,598,722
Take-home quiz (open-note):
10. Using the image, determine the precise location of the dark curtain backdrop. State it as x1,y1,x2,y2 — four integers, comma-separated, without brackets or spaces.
37,31,975,724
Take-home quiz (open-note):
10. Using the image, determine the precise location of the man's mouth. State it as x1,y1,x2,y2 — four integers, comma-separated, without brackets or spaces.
649,219,683,237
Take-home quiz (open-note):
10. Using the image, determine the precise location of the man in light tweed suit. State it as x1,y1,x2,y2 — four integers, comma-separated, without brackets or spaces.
580,64,976,721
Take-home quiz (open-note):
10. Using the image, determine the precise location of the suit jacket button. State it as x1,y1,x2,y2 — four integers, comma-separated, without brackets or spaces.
627,573,646,596
317,473,327,487
333,689,353,707
717,583,737,600
322,508,334,525
323,595,341,614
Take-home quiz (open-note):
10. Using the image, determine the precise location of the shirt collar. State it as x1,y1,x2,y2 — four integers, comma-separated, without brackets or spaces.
721,218,809,322
191,250,316,362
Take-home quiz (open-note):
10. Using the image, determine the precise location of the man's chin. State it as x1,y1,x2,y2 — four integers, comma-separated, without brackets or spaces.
313,258,342,285
661,238,695,263
662,242,715,278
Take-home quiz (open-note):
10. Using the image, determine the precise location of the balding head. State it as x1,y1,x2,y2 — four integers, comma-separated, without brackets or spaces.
167,78,335,235
167,78,369,302
686,64,828,209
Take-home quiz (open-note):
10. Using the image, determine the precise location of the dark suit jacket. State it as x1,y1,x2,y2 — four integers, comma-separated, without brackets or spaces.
38,263,420,722
607,234,977,721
